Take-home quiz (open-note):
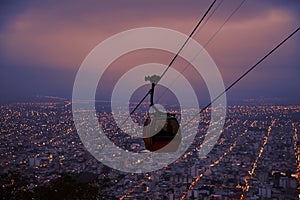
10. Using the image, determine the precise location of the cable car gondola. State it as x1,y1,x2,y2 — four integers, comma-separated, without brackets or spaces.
143,75,181,152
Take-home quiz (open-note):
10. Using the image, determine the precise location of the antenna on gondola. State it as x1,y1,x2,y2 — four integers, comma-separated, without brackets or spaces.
145,75,160,106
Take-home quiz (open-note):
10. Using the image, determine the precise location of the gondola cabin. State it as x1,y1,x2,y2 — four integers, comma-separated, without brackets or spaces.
142,74,181,152
143,111,181,152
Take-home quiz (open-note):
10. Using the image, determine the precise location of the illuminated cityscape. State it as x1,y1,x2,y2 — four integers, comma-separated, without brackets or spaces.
0,97,299,199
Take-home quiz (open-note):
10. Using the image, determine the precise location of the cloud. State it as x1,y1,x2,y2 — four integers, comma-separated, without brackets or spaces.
0,0,299,103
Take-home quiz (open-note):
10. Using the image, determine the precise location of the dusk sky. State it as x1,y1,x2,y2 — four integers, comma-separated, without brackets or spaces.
1,0,300,105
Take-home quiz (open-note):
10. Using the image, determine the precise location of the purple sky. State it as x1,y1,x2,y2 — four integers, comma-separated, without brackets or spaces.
0,0,300,104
